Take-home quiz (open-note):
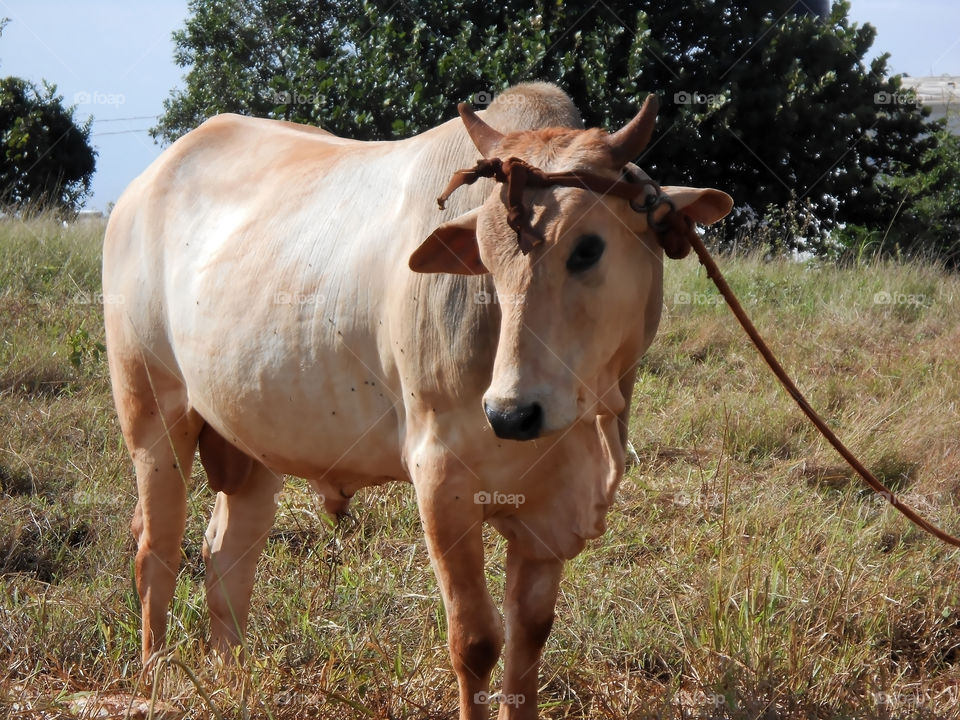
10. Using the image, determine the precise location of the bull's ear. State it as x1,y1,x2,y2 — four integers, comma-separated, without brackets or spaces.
409,208,489,275
650,187,734,260
661,186,733,225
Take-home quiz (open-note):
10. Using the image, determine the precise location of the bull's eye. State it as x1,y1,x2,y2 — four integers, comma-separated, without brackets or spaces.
566,234,605,273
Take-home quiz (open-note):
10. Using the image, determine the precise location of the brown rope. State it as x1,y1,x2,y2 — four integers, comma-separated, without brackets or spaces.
684,227,960,548
437,157,686,256
438,157,960,549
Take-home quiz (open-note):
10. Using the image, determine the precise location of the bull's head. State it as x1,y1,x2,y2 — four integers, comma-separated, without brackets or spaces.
409,96,732,440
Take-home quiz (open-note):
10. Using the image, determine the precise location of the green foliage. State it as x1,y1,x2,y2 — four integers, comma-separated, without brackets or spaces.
0,18,96,214
828,116,960,267
152,0,347,142
876,119,960,265
155,1,941,255
67,326,105,372
0,76,97,213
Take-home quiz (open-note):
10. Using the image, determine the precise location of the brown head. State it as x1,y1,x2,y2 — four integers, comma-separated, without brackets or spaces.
410,95,732,440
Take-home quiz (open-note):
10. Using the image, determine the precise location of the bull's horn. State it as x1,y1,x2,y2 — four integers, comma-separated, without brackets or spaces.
458,102,504,157
606,94,659,167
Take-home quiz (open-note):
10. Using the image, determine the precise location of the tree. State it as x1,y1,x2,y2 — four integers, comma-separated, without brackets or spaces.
0,20,97,214
0,78,96,213
836,119,960,265
152,0,348,143
897,125,960,263
154,0,939,254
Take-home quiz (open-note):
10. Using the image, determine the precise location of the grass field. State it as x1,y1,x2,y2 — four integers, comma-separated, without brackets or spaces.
1,215,959,719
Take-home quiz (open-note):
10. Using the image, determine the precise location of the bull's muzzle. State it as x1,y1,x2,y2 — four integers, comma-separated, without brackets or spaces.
483,400,544,441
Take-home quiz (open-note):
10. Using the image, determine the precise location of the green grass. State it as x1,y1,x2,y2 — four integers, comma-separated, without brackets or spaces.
2,215,960,718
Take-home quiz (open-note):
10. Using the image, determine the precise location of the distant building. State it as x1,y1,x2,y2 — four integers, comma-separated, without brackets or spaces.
900,75,960,134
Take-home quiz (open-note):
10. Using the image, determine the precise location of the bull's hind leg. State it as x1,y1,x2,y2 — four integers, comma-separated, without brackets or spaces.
111,355,203,668
200,436,282,656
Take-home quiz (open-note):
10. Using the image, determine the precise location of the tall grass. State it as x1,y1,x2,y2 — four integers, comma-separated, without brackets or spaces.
1,215,959,718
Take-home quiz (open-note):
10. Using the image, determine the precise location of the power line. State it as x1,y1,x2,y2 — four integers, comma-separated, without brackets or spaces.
92,115,160,123
93,127,154,137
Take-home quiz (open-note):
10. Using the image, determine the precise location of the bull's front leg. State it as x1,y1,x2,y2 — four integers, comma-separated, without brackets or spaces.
497,545,563,720
412,453,503,720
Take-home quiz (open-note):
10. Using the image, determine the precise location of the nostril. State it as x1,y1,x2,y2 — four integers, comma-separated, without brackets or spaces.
517,402,542,434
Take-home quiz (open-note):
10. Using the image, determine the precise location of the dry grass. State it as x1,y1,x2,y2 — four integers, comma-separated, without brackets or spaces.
1,215,959,718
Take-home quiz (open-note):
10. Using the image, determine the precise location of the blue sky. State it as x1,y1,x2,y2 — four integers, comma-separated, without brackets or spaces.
1,0,958,213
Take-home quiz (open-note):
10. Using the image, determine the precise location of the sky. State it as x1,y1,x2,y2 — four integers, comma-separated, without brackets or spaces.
1,0,958,213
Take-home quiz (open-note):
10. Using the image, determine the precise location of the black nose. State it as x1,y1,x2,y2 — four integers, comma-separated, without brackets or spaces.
484,402,544,441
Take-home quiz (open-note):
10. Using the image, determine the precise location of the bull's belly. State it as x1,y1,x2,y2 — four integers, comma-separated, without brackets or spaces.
178,346,407,483
226,402,405,481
